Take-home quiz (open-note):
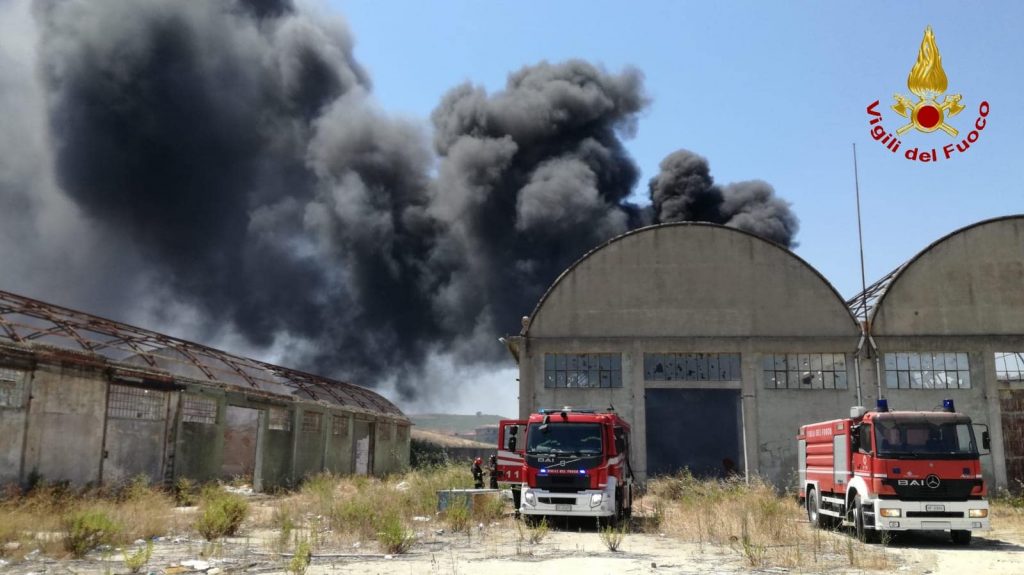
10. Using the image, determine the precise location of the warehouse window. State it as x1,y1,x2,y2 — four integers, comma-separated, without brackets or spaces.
182,394,218,424
995,353,1024,383
763,353,848,390
397,424,409,441
301,412,322,433
884,352,971,389
107,385,167,420
544,353,622,388
378,422,392,440
332,414,349,437
0,367,27,409
268,407,292,431
645,353,741,382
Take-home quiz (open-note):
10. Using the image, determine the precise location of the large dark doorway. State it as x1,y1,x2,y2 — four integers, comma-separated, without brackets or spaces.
645,388,743,478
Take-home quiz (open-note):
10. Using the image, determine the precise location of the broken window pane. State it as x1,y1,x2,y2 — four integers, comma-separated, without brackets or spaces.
182,395,217,424
269,407,292,431
107,385,166,421
302,412,322,434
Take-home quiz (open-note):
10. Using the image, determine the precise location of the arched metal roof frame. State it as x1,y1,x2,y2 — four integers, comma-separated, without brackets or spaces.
523,221,860,336
0,289,404,417
847,214,1024,326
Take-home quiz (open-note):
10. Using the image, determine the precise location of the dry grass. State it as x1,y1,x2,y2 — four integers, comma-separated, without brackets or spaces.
991,489,1024,535
0,477,182,561
642,471,893,571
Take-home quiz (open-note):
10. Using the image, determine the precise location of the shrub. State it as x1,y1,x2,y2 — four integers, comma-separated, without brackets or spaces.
63,508,122,558
330,497,377,539
518,517,548,544
195,490,249,541
598,521,627,552
376,513,415,554
173,478,199,507
123,540,154,574
287,538,312,575
444,498,470,533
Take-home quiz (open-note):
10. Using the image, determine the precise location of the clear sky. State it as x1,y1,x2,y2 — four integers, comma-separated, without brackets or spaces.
329,0,1024,301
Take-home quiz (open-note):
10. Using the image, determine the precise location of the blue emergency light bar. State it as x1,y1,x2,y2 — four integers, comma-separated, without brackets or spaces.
943,399,955,412
876,398,889,412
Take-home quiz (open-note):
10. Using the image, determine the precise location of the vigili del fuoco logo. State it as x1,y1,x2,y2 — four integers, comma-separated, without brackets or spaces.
866,26,989,163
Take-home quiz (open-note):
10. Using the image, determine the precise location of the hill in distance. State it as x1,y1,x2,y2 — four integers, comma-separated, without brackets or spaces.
409,412,510,435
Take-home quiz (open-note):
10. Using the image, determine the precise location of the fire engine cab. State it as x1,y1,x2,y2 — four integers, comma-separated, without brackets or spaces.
799,399,990,544
499,407,634,524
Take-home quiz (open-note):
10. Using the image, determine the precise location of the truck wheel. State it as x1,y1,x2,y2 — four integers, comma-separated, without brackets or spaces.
951,530,972,545
853,495,878,543
807,488,823,528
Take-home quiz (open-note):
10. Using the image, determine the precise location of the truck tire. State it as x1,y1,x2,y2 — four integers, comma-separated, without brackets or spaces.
853,494,878,543
806,487,831,527
951,530,972,545
624,486,633,519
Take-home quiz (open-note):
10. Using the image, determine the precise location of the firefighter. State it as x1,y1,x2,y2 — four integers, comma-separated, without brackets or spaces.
488,454,498,489
472,457,484,488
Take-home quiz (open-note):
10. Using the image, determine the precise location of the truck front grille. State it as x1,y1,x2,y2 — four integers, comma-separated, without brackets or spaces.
906,511,964,518
538,497,575,505
881,479,980,501
535,475,590,492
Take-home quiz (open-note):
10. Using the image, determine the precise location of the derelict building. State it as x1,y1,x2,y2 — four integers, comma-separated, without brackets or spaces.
509,216,1024,491
0,290,410,490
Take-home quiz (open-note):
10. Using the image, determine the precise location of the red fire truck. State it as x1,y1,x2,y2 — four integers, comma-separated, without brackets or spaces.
498,407,634,524
799,399,990,544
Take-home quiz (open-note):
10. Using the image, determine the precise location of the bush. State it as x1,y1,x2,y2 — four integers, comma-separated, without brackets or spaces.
123,540,154,574
173,478,199,507
376,513,415,554
195,490,249,541
63,508,122,558
444,498,470,533
598,521,627,552
287,538,312,575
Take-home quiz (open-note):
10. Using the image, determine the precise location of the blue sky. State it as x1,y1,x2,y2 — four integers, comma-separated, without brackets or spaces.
330,0,1024,300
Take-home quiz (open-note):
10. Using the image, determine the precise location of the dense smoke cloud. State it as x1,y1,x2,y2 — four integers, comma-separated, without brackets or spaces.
649,150,799,247
0,0,799,401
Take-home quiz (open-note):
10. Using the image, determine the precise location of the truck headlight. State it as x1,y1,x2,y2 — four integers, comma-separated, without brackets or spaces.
879,508,902,518
969,509,988,518
523,491,536,506
590,493,603,508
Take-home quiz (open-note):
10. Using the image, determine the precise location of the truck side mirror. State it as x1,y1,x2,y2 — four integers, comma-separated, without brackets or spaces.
850,434,860,453
983,430,991,451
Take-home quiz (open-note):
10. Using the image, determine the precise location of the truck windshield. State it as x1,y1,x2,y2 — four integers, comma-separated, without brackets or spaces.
526,423,603,455
874,419,977,458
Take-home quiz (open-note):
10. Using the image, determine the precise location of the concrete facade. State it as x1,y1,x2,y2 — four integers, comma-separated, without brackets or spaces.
514,218,1024,491
0,291,411,490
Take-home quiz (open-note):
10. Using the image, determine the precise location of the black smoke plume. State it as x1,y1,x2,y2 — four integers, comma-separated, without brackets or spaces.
649,150,799,247
0,0,799,401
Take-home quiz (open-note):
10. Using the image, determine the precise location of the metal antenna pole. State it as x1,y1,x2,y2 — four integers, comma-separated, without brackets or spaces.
853,143,878,401
854,143,869,325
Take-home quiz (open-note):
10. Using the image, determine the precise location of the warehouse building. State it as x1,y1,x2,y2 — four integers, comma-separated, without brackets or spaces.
0,290,410,490
510,216,1024,490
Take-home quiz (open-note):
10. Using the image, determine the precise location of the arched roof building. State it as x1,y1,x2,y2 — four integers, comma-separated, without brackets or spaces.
515,223,861,484
847,215,1024,487
515,217,1024,489
0,289,409,489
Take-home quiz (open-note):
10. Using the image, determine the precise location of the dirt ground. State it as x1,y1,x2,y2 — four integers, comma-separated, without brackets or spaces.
4,516,1022,575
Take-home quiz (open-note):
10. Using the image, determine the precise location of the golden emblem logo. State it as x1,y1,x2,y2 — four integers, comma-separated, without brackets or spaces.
865,26,989,163
891,26,964,136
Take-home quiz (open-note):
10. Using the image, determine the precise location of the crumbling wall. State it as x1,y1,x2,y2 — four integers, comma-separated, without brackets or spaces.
21,361,107,486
